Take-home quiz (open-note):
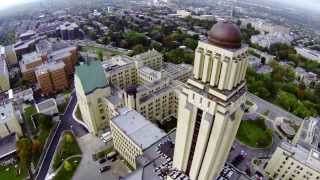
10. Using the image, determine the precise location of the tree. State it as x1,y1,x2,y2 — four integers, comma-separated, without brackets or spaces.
96,49,103,61
65,133,74,144
32,139,41,154
64,160,73,172
132,44,145,55
33,113,52,130
183,38,198,50
293,102,315,118
17,138,34,180
276,91,297,112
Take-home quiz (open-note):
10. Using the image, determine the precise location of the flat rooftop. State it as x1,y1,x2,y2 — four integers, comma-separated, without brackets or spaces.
21,52,42,64
36,98,57,112
124,130,176,180
132,49,162,61
102,55,134,72
112,108,166,150
35,62,65,76
0,133,17,159
0,103,15,124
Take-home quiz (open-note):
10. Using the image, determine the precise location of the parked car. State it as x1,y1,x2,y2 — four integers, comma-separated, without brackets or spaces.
107,151,118,160
99,165,110,173
98,158,106,164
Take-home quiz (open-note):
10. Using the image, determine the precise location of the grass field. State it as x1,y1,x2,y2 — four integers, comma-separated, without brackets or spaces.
80,45,121,59
23,106,37,133
0,165,27,180
53,157,81,180
53,132,82,170
236,118,273,148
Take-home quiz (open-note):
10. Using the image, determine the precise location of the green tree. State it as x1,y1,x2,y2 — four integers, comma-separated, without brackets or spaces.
96,49,103,61
16,138,34,180
276,91,297,112
132,44,145,55
64,160,73,172
183,38,198,50
293,102,315,118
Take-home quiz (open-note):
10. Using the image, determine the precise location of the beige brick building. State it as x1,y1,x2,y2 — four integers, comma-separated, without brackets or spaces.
102,55,137,90
265,142,320,180
132,49,163,70
110,108,166,169
172,21,249,180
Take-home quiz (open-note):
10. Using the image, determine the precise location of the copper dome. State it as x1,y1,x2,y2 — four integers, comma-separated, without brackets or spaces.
208,21,241,49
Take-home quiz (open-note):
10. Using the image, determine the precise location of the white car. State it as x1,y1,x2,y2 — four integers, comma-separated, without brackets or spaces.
226,170,234,178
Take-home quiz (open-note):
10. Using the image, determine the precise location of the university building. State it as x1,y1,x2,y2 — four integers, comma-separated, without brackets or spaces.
172,21,249,180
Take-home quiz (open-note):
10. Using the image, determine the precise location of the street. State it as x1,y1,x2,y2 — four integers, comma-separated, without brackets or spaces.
36,93,88,180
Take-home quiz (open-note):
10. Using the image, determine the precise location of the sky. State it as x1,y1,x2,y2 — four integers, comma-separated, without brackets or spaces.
0,0,320,11
267,0,320,10
0,0,39,9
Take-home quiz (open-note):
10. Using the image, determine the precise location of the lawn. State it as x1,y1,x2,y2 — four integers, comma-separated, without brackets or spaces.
75,106,83,121
80,45,121,59
53,156,81,180
53,132,82,170
0,164,27,180
23,106,37,133
236,118,273,148
23,106,56,166
33,114,55,165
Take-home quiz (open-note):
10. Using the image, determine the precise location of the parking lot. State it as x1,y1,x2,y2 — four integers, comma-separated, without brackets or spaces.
72,134,130,180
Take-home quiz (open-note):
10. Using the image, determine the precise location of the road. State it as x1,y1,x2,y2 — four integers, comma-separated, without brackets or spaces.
36,93,88,180
247,93,303,123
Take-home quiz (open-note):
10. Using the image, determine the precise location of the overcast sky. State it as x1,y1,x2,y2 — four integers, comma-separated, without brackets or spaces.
0,0,320,11
0,0,39,9
265,0,320,10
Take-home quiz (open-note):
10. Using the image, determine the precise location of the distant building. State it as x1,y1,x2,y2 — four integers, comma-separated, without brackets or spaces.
295,47,320,63
132,49,163,71
0,103,22,138
4,45,18,66
35,98,59,116
256,65,273,74
192,15,214,21
241,18,290,34
75,61,111,135
294,67,318,87
110,108,166,169
56,22,82,40
176,10,192,18
251,32,293,49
